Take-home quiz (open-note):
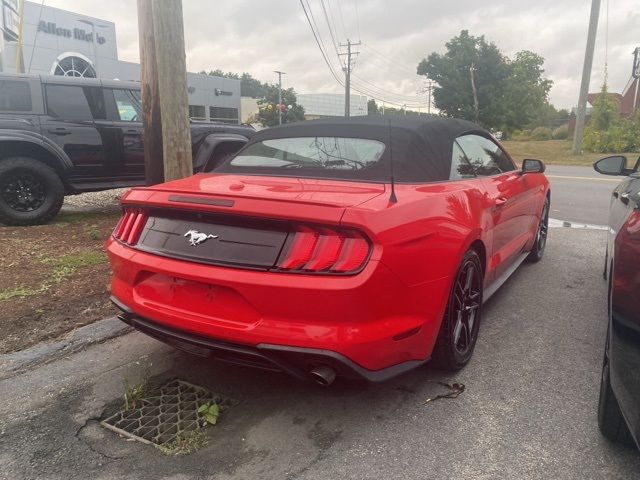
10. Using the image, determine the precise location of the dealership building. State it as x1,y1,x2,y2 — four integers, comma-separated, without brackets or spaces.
0,0,241,123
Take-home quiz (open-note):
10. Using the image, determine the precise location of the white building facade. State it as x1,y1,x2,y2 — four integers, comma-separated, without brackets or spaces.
0,0,241,123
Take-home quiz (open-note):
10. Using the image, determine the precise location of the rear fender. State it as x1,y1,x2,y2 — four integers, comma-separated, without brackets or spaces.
0,130,73,171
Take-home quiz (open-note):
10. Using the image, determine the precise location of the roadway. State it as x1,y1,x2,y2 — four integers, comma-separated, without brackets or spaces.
546,165,619,227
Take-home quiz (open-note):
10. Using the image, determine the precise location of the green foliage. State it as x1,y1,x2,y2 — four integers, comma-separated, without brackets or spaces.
552,124,569,140
368,98,379,115
197,402,220,426
255,85,305,127
510,130,531,141
583,82,640,153
417,31,553,131
123,376,149,411
530,127,553,141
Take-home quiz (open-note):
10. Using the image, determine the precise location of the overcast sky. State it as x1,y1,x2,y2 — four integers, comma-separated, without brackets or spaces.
45,0,639,109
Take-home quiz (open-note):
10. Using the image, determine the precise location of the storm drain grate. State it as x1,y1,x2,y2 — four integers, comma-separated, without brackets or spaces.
100,379,234,448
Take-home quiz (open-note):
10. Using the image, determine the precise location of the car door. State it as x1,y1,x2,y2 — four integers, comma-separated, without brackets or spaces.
457,134,536,282
40,83,112,186
609,173,640,442
103,88,145,183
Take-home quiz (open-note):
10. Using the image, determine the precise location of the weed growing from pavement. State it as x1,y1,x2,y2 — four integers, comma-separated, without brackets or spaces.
123,375,150,411
197,402,221,426
157,430,208,455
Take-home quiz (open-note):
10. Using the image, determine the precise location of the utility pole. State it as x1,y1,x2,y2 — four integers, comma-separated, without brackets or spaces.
469,63,479,123
572,0,601,155
137,0,164,184
274,70,286,125
340,39,360,117
632,47,640,113
144,0,192,182
15,0,25,73
426,80,433,115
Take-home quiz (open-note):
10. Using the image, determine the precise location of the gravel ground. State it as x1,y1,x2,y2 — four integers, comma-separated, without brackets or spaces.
62,188,129,212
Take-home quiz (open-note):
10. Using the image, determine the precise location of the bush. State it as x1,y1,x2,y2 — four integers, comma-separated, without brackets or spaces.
531,127,553,141
552,124,569,140
510,129,531,141
584,112,640,153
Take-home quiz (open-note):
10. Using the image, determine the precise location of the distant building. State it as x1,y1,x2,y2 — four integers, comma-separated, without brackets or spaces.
297,93,367,119
0,0,241,123
569,77,640,134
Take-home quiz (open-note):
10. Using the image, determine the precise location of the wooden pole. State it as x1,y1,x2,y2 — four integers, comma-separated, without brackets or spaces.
572,0,601,155
15,0,25,73
151,0,192,181
137,0,164,185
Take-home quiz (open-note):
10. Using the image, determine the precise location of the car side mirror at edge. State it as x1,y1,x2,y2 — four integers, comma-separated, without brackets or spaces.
594,155,628,176
521,159,545,174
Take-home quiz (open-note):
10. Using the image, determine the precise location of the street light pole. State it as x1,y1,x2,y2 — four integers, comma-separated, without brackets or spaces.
274,70,286,125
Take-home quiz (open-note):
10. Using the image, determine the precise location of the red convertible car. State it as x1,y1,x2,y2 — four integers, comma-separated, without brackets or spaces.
108,117,550,385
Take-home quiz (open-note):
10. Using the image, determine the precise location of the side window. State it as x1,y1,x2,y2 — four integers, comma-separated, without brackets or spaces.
0,80,32,111
450,141,476,180
457,134,515,176
45,85,94,120
113,89,141,121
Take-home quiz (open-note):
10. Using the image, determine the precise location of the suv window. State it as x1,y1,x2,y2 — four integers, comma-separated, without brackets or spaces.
0,80,32,111
113,89,141,121
45,85,103,120
450,141,476,180
457,134,515,176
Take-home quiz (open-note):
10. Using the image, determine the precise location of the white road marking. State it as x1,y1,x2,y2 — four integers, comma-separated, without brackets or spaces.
548,218,609,231
547,174,619,183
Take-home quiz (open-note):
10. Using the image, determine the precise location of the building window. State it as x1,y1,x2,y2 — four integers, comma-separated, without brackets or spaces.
52,54,96,78
209,106,239,124
189,105,206,121
0,80,31,111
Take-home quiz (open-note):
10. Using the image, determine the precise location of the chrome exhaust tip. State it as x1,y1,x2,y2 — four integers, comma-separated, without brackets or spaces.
309,365,336,386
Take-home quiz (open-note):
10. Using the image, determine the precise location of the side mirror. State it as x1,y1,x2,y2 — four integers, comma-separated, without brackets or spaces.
521,159,545,174
594,155,629,176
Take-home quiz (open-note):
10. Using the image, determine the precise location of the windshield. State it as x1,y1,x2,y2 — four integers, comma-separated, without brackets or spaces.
228,137,385,171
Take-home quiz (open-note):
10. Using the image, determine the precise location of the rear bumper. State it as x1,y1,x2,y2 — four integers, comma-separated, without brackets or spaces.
107,238,451,373
112,296,429,382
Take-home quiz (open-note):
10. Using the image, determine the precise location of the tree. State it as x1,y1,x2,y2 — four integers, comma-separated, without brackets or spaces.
417,31,553,131
255,85,305,127
368,98,380,115
589,82,619,131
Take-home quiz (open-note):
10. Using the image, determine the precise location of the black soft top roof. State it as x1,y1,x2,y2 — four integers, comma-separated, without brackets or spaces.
233,116,492,182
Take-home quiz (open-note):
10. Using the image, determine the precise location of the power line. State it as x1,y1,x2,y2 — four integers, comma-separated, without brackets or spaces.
320,0,343,63
354,0,361,41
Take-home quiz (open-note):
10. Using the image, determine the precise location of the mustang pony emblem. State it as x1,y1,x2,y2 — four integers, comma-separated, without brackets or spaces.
184,230,218,246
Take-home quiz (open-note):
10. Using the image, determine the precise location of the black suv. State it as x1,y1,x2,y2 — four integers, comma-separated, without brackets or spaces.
0,74,254,225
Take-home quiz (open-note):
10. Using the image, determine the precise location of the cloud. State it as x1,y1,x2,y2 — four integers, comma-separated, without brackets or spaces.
44,0,639,109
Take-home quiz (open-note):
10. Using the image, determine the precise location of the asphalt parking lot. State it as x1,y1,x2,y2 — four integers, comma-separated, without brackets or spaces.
0,227,638,480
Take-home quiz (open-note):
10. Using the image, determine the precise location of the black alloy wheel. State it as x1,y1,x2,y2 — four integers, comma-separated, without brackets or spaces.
1,172,47,212
0,157,64,226
527,197,549,262
433,249,484,371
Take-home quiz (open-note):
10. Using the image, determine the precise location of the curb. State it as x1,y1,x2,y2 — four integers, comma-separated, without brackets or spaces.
0,316,132,380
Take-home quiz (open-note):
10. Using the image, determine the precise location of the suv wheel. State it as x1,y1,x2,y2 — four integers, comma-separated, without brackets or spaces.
0,157,64,226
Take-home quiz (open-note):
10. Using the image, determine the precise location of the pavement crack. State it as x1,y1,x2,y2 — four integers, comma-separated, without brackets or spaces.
75,416,124,461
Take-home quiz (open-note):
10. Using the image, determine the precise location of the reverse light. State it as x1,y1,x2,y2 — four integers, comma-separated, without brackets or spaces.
276,225,371,274
113,208,148,245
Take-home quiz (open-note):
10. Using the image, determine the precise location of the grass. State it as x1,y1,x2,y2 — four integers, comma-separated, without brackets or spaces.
157,430,209,455
502,140,640,167
0,250,108,302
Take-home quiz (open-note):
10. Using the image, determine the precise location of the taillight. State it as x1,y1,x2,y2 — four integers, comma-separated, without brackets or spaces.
276,225,371,274
113,207,147,245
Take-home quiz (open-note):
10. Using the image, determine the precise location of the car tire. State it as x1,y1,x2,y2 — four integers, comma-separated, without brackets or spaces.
0,157,64,226
432,249,484,371
597,325,635,445
527,196,549,263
